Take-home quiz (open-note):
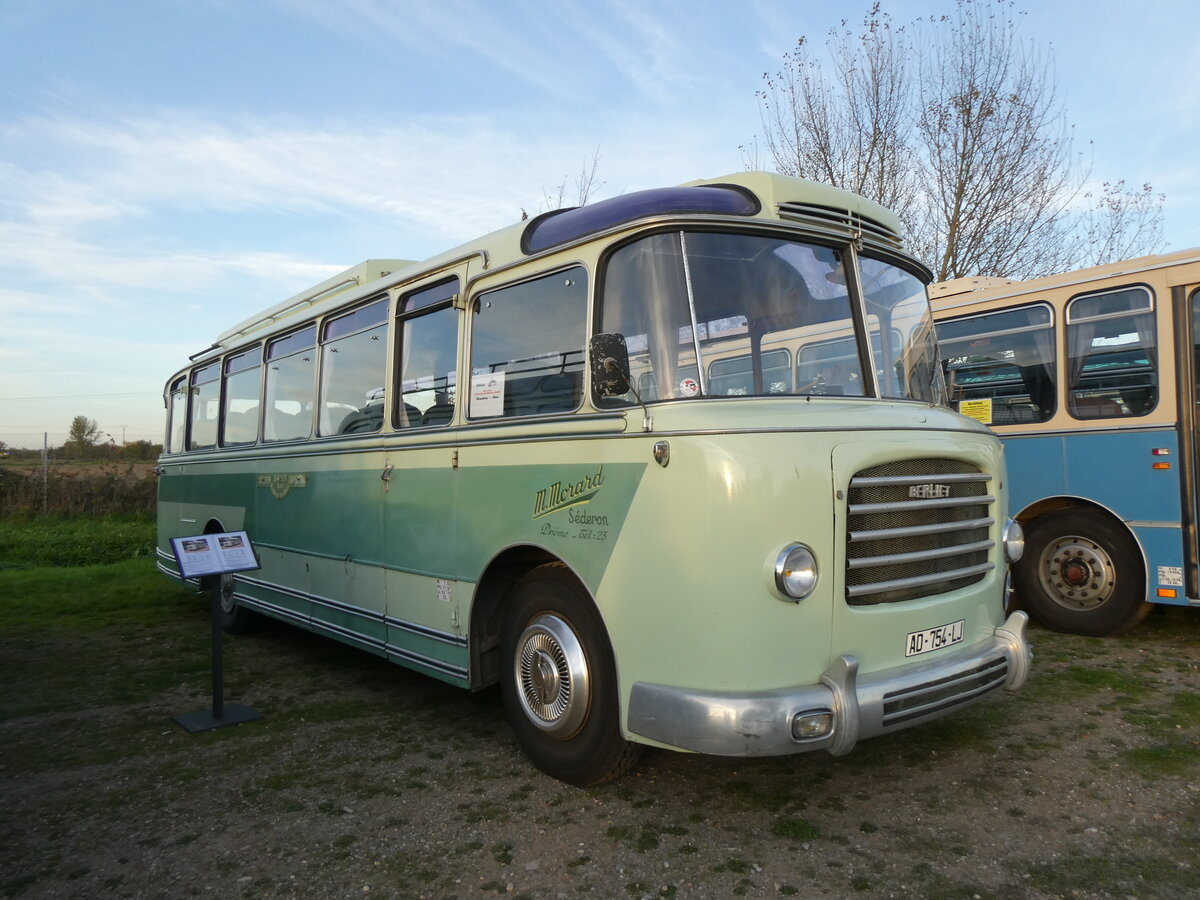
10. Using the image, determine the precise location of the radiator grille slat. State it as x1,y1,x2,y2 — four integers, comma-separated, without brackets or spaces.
849,494,996,516
845,562,996,598
882,657,1009,726
845,459,995,606
848,516,995,544
847,539,995,571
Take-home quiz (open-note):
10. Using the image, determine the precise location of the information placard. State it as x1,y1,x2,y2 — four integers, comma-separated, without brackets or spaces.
170,531,260,580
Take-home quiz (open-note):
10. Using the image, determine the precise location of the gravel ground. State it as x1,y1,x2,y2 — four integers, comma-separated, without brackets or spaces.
2,598,1198,900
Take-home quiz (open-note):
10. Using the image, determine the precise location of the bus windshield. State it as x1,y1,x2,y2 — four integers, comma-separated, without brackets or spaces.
599,231,941,404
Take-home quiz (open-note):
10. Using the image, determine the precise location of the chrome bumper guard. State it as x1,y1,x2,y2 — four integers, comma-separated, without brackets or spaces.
626,611,1031,757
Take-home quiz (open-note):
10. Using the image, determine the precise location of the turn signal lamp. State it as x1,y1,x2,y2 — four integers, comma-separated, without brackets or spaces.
791,711,834,741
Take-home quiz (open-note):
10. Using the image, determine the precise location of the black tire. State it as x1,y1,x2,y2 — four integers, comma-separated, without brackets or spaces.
1014,509,1151,636
500,563,642,786
209,571,265,635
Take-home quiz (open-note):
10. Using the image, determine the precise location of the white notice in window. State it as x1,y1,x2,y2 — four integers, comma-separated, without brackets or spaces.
471,371,506,417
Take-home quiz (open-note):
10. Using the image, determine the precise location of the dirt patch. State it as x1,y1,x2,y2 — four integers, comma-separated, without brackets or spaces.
2,593,1198,899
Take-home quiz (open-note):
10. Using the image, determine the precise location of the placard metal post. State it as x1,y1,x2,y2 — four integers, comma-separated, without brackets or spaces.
170,531,263,733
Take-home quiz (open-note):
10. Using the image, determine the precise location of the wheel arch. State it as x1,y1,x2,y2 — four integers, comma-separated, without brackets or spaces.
467,544,595,690
1014,495,1148,595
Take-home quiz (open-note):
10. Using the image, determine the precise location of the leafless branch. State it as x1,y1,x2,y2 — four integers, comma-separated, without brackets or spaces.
750,0,1165,280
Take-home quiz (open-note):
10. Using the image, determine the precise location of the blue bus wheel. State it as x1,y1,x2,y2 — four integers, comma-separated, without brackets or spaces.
1015,509,1150,636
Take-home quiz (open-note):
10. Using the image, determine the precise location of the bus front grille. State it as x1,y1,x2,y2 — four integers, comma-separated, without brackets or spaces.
845,459,995,606
881,657,1009,727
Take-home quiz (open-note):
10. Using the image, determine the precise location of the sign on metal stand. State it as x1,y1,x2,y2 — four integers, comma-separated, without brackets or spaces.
169,531,263,733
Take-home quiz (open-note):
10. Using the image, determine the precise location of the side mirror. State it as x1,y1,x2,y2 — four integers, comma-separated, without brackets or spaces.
589,333,631,397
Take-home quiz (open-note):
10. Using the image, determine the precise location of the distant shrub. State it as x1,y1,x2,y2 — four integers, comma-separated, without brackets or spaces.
0,464,156,518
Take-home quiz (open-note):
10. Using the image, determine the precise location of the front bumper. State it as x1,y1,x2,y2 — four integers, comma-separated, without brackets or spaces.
626,611,1031,757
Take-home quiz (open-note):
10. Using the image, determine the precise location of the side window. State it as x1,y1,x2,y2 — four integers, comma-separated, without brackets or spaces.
860,257,939,401
318,298,389,436
167,376,187,453
220,346,262,447
709,349,791,395
469,267,587,419
188,362,220,450
396,278,459,428
1193,288,1200,407
1066,287,1156,419
795,335,878,398
936,304,1056,425
264,326,315,442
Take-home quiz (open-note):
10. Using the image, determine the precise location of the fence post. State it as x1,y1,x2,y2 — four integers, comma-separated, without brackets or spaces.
42,432,48,516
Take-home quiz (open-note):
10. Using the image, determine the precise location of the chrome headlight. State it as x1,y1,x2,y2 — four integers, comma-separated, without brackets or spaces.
774,543,818,601
1003,518,1024,563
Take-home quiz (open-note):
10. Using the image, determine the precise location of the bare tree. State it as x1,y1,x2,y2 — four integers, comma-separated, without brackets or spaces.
753,0,1165,281
1078,180,1166,268
540,146,607,213
912,2,1087,279
756,4,917,215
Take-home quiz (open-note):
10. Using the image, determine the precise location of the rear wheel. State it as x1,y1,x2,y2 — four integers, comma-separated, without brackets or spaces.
1014,509,1150,636
212,571,264,634
500,564,642,786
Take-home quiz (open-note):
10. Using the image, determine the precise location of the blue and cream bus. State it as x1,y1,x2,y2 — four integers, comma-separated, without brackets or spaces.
932,248,1200,636
158,171,1029,784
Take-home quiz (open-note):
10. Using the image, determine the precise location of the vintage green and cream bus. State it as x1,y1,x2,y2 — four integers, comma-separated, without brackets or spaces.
157,171,1030,785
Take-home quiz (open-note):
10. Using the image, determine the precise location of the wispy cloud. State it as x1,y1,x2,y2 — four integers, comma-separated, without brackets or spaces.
272,0,744,108
272,0,596,101
0,100,749,437
1,101,750,267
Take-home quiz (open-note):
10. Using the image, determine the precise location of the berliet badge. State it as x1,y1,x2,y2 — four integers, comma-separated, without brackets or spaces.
909,483,951,499
256,473,308,499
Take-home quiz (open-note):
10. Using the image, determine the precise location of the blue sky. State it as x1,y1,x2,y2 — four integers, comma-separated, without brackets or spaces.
1,0,1196,448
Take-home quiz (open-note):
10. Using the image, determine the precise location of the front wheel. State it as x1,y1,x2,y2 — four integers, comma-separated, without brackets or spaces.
1014,509,1150,636
500,564,642,786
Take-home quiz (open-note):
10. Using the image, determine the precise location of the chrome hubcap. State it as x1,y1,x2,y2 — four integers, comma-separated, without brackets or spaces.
219,573,237,615
530,650,561,704
1039,535,1115,611
515,614,590,738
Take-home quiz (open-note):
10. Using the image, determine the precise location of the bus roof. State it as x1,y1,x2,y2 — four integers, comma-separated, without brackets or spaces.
929,247,1200,306
218,259,414,345
204,171,909,357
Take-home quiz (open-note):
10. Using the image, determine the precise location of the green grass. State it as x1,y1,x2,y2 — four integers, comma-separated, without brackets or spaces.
1121,741,1200,777
771,817,820,841
0,516,155,568
0,558,204,729
1021,851,1200,896
0,556,189,633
